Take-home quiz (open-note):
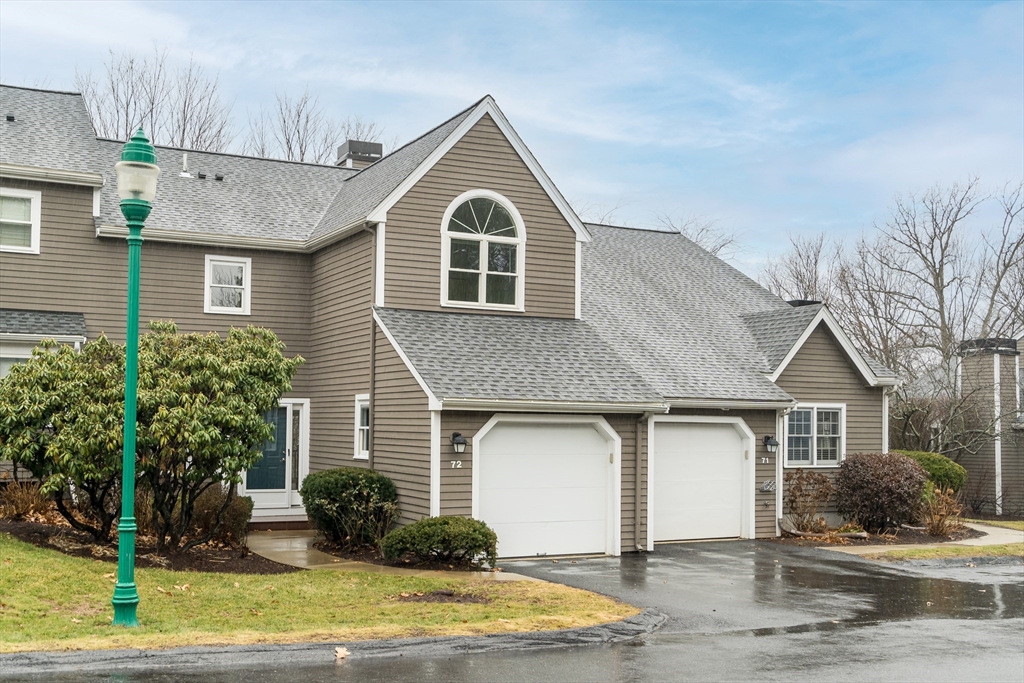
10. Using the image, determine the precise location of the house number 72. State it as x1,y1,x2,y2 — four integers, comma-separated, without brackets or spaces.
450,461,463,468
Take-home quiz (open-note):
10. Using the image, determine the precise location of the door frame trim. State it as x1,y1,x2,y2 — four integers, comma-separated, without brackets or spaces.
471,413,622,557
241,398,310,511
646,415,756,551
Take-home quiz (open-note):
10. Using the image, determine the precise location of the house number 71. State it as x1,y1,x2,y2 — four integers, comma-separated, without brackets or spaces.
450,461,463,468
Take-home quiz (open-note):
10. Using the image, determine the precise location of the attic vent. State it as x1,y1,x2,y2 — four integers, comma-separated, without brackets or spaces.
214,173,224,181
5,114,14,122
197,171,207,180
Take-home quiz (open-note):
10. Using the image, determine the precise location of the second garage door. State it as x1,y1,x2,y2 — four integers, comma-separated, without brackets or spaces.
653,422,745,541
477,421,612,558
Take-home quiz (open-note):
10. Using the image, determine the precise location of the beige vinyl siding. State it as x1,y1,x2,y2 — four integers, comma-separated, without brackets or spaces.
776,323,884,456
999,355,1023,512
0,179,312,395
438,412,648,552
372,323,431,524
667,408,779,539
307,230,374,472
383,114,576,318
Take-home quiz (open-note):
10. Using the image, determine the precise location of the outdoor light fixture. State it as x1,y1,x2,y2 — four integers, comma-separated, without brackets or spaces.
111,129,159,629
763,435,779,453
450,432,468,454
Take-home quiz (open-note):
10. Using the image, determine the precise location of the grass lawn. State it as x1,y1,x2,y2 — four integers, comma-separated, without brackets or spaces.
965,519,1024,532
862,543,1024,562
0,534,637,653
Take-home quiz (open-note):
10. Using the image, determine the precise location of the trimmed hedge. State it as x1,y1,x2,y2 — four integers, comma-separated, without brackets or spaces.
836,452,927,532
893,450,967,493
299,467,399,548
381,516,498,568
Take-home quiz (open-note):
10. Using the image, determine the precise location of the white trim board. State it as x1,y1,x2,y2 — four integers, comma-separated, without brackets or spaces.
371,310,442,411
0,163,105,187
768,306,900,388
646,414,757,551
471,413,621,557
366,96,591,244
430,410,441,517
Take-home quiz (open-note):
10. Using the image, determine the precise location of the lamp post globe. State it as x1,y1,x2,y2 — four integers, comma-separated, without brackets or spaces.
111,128,159,628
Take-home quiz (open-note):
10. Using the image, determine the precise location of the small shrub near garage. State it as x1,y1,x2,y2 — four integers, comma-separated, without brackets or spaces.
893,450,968,493
835,452,927,532
381,516,498,569
300,467,399,548
783,468,835,533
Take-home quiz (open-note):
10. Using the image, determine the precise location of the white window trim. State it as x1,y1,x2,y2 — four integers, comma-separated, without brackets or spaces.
783,403,847,468
440,189,526,312
354,393,370,460
0,187,42,255
204,254,252,315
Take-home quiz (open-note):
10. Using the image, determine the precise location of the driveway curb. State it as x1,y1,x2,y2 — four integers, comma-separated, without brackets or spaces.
0,608,667,676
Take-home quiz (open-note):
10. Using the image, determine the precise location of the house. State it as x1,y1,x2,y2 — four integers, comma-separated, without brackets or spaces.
958,338,1023,516
0,84,900,557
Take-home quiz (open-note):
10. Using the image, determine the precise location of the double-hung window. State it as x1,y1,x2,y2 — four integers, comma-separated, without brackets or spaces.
786,405,845,466
0,188,42,254
204,255,251,315
441,190,526,311
354,394,370,460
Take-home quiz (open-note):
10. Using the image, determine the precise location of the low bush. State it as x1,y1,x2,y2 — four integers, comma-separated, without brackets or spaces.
835,452,927,532
894,450,968,493
300,467,399,548
190,486,254,546
784,468,835,533
381,516,498,569
922,483,964,537
0,481,50,520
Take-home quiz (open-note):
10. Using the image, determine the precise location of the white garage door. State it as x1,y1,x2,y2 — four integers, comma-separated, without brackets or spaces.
478,422,611,558
654,422,744,541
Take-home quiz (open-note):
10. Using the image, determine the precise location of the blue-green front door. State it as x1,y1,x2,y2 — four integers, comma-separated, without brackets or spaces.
246,406,290,507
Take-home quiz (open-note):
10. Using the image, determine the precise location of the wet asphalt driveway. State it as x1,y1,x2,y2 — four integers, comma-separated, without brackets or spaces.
12,541,1024,682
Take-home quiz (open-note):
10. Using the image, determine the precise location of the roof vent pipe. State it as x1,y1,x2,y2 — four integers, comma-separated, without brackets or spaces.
180,153,191,178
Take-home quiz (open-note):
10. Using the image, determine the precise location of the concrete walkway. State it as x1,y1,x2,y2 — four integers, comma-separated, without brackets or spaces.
824,522,1024,556
247,530,537,581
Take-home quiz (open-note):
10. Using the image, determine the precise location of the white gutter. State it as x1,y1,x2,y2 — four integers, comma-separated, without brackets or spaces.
1,163,105,188
667,398,798,411
439,398,669,414
0,332,87,345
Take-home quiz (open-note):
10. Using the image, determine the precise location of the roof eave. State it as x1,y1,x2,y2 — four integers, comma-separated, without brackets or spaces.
440,398,669,414
667,398,797,411
1,163,104,187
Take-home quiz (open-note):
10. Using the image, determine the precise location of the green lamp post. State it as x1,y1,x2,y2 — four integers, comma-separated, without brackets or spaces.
111,129,160,627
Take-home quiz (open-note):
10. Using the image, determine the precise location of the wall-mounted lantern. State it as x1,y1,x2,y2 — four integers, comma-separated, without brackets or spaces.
762,435,779,453
450,432,467,454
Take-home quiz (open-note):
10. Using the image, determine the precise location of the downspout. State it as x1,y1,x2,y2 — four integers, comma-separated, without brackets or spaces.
368,225,377,469
635,413,652,551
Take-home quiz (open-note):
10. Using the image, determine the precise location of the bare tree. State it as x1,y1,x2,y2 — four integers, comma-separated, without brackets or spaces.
76,49,232,152
759,233,841,304
655,214,740,258
570,198,631,226
242,88,385,164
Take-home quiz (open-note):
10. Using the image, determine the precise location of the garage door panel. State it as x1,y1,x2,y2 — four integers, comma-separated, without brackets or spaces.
479,421,611,558
654,422,745,542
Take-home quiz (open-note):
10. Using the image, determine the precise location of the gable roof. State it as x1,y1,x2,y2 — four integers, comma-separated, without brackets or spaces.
581,224,796,404
0,85,104,184
374,306,664,411
0,308,87,339
742,304,824,370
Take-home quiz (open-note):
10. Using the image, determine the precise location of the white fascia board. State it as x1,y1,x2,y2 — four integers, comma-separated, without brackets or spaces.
667,397,802,409
0,332,87,344
440,398,668,414
372,310,443,411
96,224,309,253
767,306,897,387
366,96,591,243
1,163,105,187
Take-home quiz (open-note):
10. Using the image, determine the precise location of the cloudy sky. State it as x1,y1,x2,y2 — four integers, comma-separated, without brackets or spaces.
1,1,1021,277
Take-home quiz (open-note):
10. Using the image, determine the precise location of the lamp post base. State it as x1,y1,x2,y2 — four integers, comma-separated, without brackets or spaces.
111,584,140,627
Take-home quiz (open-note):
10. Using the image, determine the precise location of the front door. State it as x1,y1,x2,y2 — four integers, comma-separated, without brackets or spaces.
245,402,306,509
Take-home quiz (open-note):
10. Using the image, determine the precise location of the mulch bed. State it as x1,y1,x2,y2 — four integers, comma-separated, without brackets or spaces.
773,524,986,548
313,539,491,572
0,519,297,575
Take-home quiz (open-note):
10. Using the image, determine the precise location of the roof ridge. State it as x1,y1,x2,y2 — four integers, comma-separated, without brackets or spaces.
95,137,359,172
0,83,82,96
342,95,489,181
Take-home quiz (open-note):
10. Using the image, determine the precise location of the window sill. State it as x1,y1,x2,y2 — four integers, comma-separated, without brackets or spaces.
784,463,842,469
204,308,251,316
353,454,369,461
441,301,524,313
0,246,40,255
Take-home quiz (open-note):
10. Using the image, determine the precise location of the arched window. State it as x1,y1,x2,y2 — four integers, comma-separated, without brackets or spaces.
441,190,526,310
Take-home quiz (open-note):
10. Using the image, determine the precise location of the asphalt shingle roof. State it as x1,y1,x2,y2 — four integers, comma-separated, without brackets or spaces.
581,225,797,403
741,304,824,370
0,309,87,337
309,100,481,241
375,307,663,405
0,86,100,174
95,140,353,243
